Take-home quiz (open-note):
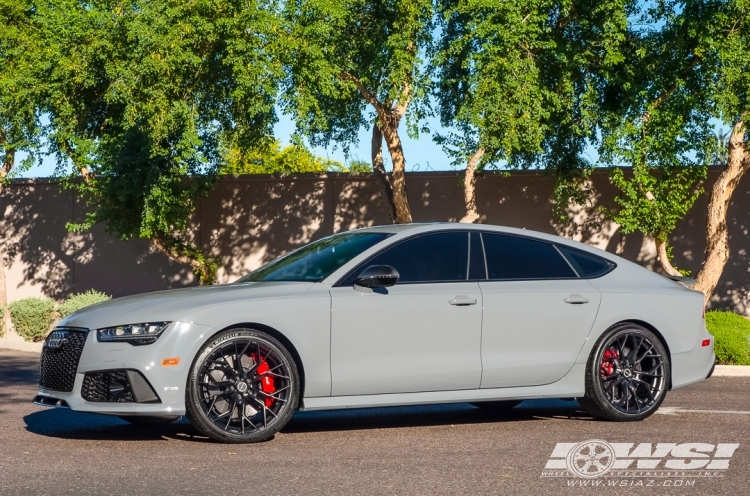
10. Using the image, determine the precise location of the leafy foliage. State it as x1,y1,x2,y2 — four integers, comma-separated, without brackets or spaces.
36,0,283,284
0,0,43,177
596,1,726,262
58,290,112,318
706,311,750,365
280,0,434,150
223,138,347,174
8,297,57,342
432,0,634,218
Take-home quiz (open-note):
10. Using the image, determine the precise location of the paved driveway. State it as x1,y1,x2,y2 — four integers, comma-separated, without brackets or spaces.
1,349,748,495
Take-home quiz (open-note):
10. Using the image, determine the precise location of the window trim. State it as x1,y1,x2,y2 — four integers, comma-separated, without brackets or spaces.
333,230,482,287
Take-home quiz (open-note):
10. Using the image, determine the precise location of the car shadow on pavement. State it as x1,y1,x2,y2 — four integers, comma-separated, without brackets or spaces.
23,399,591,443
23,409,211,442
282,399,592,434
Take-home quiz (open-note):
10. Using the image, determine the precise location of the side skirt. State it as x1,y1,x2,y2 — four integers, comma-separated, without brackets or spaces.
301,364,585,411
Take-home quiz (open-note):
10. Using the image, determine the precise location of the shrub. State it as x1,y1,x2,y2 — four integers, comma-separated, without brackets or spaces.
8,297,57,342
59,290,111,318
706,311,750,365
0,307,5,338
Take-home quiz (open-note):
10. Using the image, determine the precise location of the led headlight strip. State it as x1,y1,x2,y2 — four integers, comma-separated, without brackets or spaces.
96,322,172,345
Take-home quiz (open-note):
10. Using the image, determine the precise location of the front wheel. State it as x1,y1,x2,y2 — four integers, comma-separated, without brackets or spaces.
578,323,670,421
185,329,300,443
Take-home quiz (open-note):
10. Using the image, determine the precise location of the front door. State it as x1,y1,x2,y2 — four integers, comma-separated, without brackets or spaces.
330,231,484,396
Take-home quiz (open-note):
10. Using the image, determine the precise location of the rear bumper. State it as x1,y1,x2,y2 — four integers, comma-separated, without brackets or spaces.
670,326,715,390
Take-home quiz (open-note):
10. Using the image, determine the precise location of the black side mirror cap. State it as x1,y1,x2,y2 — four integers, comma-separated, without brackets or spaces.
355,265,399,288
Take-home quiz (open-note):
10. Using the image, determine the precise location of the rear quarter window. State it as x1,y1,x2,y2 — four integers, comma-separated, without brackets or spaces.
556,245,616,278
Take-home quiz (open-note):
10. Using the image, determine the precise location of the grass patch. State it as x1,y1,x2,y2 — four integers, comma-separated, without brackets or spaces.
706,311,750,365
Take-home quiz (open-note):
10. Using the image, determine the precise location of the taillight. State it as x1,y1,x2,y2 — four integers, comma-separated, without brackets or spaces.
702,339,711,347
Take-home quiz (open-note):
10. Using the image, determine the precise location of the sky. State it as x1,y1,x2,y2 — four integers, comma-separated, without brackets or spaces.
14,109,459,178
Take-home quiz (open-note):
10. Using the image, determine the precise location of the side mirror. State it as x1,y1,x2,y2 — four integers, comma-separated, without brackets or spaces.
355,265,399,288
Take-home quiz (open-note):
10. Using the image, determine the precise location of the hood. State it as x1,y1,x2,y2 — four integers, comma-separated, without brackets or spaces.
58,281,316,330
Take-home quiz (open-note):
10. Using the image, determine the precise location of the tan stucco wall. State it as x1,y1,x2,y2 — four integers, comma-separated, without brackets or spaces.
1,169,748,314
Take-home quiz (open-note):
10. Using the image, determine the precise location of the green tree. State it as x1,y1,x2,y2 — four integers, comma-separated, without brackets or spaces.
595,0,750,304
223,138,348,174
280,0,434,223
433,0,629,222
38,0,283,284
0,0,44,330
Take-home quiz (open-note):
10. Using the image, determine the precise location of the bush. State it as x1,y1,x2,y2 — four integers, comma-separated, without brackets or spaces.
706,311,750,365
8,297,57,342
0,307,5,338
59,290,111,318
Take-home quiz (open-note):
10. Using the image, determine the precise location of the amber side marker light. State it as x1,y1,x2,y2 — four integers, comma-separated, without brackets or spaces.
162,357,180,367
702,339,711,347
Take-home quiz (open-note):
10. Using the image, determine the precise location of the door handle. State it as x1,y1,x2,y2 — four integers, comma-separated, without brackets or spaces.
449,296,477,306
564,294,590,305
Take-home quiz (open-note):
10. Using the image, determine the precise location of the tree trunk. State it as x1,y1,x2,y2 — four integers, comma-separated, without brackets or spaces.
370,123,397,223
460,148,485,223
694,118,749,306
151,235,217,285
655,238,682,277
379,119,412,224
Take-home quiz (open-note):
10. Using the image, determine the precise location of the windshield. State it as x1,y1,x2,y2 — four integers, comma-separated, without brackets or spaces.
238,232,392,283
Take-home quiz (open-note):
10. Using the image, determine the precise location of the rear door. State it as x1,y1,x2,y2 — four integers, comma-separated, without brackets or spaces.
478,233,601,388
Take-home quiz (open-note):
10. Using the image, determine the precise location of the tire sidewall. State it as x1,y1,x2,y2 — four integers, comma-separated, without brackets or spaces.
185,328,300,443
587,324,670,421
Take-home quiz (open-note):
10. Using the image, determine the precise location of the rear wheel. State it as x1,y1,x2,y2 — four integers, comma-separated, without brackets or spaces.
470,400,522,411
578,323,669,421
185,329,300,443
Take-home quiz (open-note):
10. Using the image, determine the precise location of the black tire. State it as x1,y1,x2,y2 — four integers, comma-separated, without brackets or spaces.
578,323,670,421
118,415,181,425
470,400,522,411
185,328,300,443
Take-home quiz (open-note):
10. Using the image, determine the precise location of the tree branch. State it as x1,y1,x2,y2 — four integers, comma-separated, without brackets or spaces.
339,72,385,118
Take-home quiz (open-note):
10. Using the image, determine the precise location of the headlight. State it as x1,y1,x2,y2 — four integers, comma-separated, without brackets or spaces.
96,322,172,345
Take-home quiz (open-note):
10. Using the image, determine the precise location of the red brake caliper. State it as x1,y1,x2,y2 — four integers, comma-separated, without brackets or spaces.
253,354,276,408
600,348,619,379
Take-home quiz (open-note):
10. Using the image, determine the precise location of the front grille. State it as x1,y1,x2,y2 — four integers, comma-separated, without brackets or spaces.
81,371,135,402
39,329,88,392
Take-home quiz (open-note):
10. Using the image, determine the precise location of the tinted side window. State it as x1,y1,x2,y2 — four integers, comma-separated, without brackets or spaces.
482,233,577,280
354,232,469,284
557,245,615,278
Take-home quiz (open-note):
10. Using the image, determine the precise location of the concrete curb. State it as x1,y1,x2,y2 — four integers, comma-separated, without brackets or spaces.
712,365,750,377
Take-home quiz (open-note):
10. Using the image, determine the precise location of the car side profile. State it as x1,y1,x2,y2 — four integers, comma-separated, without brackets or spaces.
33,223,715,443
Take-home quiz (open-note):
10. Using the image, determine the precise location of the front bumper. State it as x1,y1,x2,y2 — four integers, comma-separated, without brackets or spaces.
34,321,214,416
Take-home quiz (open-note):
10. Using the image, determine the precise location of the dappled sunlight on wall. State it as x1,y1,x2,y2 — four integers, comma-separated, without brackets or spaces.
0,170,748,315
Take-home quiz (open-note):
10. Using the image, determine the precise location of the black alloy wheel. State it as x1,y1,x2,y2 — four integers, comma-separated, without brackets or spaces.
186,329,299,443
578,323,670,421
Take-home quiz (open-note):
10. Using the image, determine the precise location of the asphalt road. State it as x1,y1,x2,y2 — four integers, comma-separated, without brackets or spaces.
1,348,748,495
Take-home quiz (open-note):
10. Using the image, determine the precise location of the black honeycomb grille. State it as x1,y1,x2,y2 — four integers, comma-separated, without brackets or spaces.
81,371,134,402
39,330,88,392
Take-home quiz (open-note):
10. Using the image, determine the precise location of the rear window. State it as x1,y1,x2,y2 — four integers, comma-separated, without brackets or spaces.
556,245,615,278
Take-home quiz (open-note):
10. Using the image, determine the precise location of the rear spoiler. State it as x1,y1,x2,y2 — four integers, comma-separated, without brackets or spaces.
664,274,697,288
